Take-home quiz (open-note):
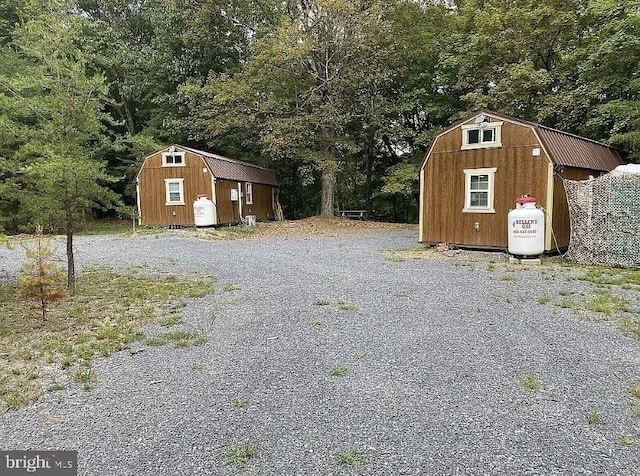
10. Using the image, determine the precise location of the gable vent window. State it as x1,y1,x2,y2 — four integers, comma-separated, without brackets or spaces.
461,120,503,150
162,151,185,167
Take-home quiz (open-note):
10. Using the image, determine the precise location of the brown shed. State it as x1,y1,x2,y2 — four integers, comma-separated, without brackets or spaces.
136,145,280,226
419,111,625,252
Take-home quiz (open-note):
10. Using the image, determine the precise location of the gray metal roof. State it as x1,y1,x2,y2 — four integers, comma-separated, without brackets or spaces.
178,145,279,186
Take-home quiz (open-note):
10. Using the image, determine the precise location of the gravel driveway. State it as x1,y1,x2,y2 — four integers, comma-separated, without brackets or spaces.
1,230,639,475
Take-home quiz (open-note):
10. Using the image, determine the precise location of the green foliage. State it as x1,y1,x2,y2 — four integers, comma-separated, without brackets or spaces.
17,235,68,319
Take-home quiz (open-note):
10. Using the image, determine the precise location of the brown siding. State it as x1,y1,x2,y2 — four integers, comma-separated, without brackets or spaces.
551,167,598,250
245,183,275,221
214,180,276,225
422,119,549,249
215,179,241,224
138,151,213,226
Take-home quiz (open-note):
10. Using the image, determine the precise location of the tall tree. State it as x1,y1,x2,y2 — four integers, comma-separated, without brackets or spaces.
0,0,122,287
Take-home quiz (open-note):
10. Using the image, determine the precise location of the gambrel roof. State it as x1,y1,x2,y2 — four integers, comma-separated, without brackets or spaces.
422,111,625,172
178,145,279,186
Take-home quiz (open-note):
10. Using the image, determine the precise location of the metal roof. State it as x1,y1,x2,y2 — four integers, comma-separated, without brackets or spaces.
478,111,625,172
178,145,279,186
534,126,625,172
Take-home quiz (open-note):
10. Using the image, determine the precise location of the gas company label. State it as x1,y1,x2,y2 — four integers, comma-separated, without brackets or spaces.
512,218,539,236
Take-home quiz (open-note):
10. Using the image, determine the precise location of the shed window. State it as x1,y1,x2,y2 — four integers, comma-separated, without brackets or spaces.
162,152,185,167
463,168,496,213
461,121,503,150
245,183,253,204
165,178,185,205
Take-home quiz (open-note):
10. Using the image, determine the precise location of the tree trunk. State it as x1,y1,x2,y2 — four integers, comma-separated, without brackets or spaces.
320,164,337,217
65,198,75,290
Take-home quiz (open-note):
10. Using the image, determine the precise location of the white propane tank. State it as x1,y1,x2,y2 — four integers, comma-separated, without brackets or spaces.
193,195,215,227
508,196,545,256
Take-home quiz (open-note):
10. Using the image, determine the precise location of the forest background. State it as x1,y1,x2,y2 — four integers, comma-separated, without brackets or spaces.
1,0,638,230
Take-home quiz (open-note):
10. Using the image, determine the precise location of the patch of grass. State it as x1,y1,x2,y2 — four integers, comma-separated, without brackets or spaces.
74,367,97,391
499,273,519,282
485,262,496,272
191,226,254,241
310,320,324,327
336,300,361,312
555,299,577,310
223,283,240,292
47,383,65,392
222,297,237,305
226,443,259,467
519,375,542,391
0,265,215,412
144,331,206,348
330,365,349,377
616,434,637,446
336,448,367,467
158,312,183,327
578,267,640,288
558,289,574,296
586,408,602,424
385,255,406,263
233,398,250,408
314,299,331,306
537,295,550,305
394,291,409,298
584,290,632,316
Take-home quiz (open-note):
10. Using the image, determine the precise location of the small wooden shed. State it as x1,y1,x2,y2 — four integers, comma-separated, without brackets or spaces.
419,111,625,251
136,145,279,226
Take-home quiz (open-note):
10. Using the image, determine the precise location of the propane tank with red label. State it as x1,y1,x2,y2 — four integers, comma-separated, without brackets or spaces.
508,195,545,256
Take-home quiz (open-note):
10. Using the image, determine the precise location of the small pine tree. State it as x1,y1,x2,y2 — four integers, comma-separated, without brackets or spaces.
17,233,68,319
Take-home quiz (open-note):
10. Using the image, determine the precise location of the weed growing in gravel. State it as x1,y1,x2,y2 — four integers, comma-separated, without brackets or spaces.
336,300,361,312
144,331,206,348
577,268,640,288
233,398,250,408
223,283,241,292
226,443,259,467
222,298,237,305
314,299,331,306
395,291,409,298
330,365,349,377
499,273,519,282
537,295,550,305
555,299,577,310
629,386,640,418
616,434,637,446
558,289,574,296
519,375,542,391
586,409,602,424
75,367,97,391
310,320,324,327
47,383,65,392
486,263,496,272
336,448,367,467
385,255,406,263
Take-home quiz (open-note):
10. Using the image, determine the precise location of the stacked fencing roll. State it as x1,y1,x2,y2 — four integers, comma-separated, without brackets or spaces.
564,170,640,268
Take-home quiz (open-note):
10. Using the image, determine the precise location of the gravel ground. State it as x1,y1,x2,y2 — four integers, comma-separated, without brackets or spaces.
1,230,639,475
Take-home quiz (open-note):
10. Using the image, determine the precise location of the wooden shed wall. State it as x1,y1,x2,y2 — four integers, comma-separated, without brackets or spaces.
245,183,276,221
138,151,213,226
214,180,276,225
421,120,550,249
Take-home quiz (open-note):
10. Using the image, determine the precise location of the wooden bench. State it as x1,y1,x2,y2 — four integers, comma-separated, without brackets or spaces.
339,210,368,220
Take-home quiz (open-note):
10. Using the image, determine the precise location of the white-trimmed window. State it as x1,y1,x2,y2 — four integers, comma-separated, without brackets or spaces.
245,182,253,204
165,178,185,205
162,151,185,167
463,168,497,213
461,121,503,150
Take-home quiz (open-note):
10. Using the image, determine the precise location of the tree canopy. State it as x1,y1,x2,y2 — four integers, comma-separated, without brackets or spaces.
0,0,638,228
